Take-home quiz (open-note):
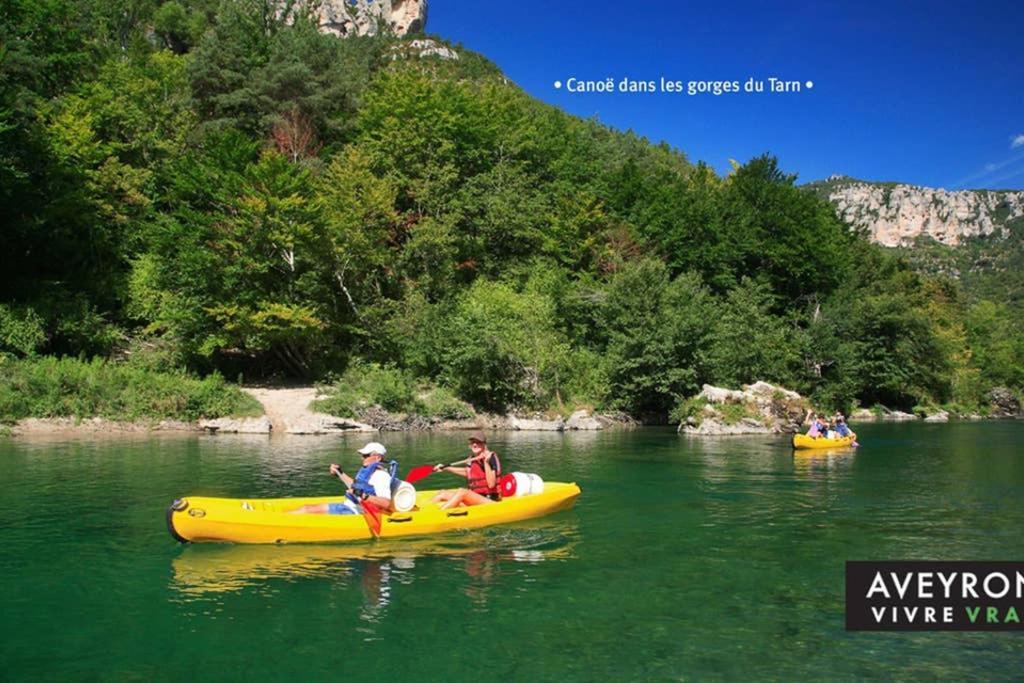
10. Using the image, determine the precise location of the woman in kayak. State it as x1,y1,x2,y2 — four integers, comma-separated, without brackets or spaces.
290,442,396,514
431,432,502,509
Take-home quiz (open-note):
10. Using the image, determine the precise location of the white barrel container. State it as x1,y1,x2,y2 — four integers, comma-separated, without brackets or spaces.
393,481,417,512
510,472,533,496
502,472,544,497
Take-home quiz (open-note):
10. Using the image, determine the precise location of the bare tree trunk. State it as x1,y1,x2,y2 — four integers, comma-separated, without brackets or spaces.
273,340,310,378
282,340,310,375
335,270,362,320
272,346,305,378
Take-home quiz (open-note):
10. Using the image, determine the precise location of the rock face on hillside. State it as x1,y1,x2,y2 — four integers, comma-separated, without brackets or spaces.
312,0,427,37
988,387,1022,418
391,38,458,60
808,176,1024,247
679,382,809,435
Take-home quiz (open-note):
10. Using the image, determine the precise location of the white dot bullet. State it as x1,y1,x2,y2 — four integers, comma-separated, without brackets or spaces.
554,80,562,89
805,80,814,89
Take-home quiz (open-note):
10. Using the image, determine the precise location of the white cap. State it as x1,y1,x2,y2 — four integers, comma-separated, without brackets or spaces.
357,442,387,456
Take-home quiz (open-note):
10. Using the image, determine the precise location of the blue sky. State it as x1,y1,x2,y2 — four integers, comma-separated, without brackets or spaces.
430,1,1024,190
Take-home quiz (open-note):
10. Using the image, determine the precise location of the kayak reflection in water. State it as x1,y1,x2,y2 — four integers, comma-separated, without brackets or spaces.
431,431,502,509
356,558,393,621
168,527,578,607
462,549,500,605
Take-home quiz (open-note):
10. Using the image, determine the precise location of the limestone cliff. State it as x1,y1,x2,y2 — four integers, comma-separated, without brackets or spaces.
309,0,427,38
806,176,1024,247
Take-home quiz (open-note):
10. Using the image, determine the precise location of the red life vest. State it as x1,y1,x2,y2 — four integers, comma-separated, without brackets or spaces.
467,452,501,496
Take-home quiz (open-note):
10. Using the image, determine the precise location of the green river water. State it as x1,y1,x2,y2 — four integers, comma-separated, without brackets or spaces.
2,421,1022,680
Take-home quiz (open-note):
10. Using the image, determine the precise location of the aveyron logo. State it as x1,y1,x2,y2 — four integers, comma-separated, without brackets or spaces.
846,562,1024,631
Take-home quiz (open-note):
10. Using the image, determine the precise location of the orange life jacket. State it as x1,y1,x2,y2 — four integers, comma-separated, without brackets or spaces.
467,452,501,496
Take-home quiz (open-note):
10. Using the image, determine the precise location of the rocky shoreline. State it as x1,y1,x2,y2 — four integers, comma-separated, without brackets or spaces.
6,384,1018,438
9,416,201,437
6,386,636,437
7,411,635,437
193,409,635,436
677,382,1021,436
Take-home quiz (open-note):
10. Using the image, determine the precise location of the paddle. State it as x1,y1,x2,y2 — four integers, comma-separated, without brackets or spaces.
333,470,381,538
360,499,382,538
405,457,473,485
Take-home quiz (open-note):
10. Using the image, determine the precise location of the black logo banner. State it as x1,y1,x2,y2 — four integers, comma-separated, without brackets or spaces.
846,561,1024,631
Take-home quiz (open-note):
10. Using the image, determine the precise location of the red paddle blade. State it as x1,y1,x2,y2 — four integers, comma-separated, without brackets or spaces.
361,500,382,537
405,464,437,484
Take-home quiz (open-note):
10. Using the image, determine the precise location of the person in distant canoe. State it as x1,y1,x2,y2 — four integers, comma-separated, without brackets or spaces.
805,411,824,438
833,412,851,437
431,431,502,509
819,413,835,440
291,442,396,515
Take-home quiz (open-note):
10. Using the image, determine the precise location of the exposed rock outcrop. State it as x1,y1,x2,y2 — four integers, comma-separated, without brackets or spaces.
508,410,627,432
679,382,808,435
390,38,458,60
355,406,435,431
199,416,273,434
987,387,1022,418
10,417,198,436
850,407,919,422
807,176,1024,247
509,415,565,432
684,417,774,436
302,402,624,433
566,410,603,430
312,0,427,37
284,415,377,434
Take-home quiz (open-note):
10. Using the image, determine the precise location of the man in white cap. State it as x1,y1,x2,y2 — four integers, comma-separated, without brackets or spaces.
291,442,395,514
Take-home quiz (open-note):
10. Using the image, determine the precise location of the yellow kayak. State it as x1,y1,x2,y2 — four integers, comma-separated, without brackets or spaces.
167,482,581,544
792,432,857,450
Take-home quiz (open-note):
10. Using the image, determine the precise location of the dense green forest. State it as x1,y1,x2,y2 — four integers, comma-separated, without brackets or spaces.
2,0,1022,422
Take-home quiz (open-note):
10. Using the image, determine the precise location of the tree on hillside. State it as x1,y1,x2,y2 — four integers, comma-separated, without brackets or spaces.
132,133,336,375
315,146,399,326
719,154,854,303
705,277,799,389
189,0,380,144
433,281,572,411
600,259,713,417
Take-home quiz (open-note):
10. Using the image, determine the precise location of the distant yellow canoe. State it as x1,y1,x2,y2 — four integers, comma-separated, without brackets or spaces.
167,482,581,544
792,432,857,450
